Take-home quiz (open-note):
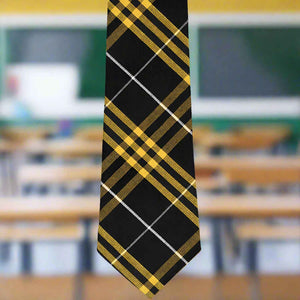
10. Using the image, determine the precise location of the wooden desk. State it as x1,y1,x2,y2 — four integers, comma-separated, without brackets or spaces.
196,177,226,190
0,127,55,142
0,196,299,222
199,196,300,218
0,195,298,276
195,156,300,183
223,168,300,185
233,125,290,142
22,139,102,157
1,274,300,300
0,140,16,153
75,127,103,141
196,125,291,150
192,126,212,146
236,222,300,241
0,224,82,242
197,132,234,149
195,156,300,171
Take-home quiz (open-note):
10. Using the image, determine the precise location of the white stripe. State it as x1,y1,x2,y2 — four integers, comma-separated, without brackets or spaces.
107,20,188,104
111,180,196,264
106,53,192,135
101,182,189,264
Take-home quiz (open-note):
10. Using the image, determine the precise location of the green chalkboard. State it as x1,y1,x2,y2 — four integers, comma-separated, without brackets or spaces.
198,27,300,97
0,30,6,98
78,29,107,99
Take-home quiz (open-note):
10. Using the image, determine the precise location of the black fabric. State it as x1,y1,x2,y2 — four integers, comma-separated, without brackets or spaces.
98,0,200,297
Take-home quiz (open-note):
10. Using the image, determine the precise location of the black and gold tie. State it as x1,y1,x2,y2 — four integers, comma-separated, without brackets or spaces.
98,0,200,297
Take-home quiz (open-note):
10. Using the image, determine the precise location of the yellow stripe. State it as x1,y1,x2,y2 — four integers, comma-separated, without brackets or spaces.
102,80,189,173
97,243,154,298
107,0,156,47
107,1,188,80
101,128,198,226
120,1,190,65
104,114,197,206
100,124,194,221
98,229,200,294
146,4,189,47
101,99,194,197
107,102,196,187
98,226,164,290
153,231,200,280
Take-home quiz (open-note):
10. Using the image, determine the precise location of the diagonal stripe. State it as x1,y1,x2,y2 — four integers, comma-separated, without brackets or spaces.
99,228,200,295
144,1,189,47
139,231,200,292
97,243,154,297
101,132,198,226
98,226,164,290
106,20,188,107
104,101,195,186
99,0,200,295
102,79,189,173
104,115,197,206
100,120,194,220
101,98,196,205
107,0,189,52
107,0,156,49
107,53,192,135
99,199,199,294
101,98,194,200
100,123,198,226
107,0,154,26
151,230,200,282
111,181,195,264
101,182,189,263
117,1,189,65
107,1,189,80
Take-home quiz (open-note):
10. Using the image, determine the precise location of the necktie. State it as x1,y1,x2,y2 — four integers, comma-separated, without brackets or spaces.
98,0,201,297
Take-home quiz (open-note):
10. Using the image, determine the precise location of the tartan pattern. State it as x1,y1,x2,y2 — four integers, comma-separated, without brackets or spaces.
98,0,200,297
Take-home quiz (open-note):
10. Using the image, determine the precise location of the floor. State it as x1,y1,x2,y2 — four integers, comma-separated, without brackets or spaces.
0,274,299,300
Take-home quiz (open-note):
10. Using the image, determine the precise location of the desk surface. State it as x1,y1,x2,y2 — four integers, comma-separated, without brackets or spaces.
0,140,16,152
0,196,299,221
195,156,300,170
22,138,102,156
75,127,103,141
233,125,290,138
196,126,291,150
0,127,55,142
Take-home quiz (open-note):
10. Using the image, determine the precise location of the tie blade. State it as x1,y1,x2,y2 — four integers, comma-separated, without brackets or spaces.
99,0,200,296
98,178,200,297
98,225,201,298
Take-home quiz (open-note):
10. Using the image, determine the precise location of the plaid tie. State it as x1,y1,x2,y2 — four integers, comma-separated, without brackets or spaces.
98,0,201,297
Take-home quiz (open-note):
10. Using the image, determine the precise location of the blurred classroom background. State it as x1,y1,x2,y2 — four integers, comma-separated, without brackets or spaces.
0,0,300,299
